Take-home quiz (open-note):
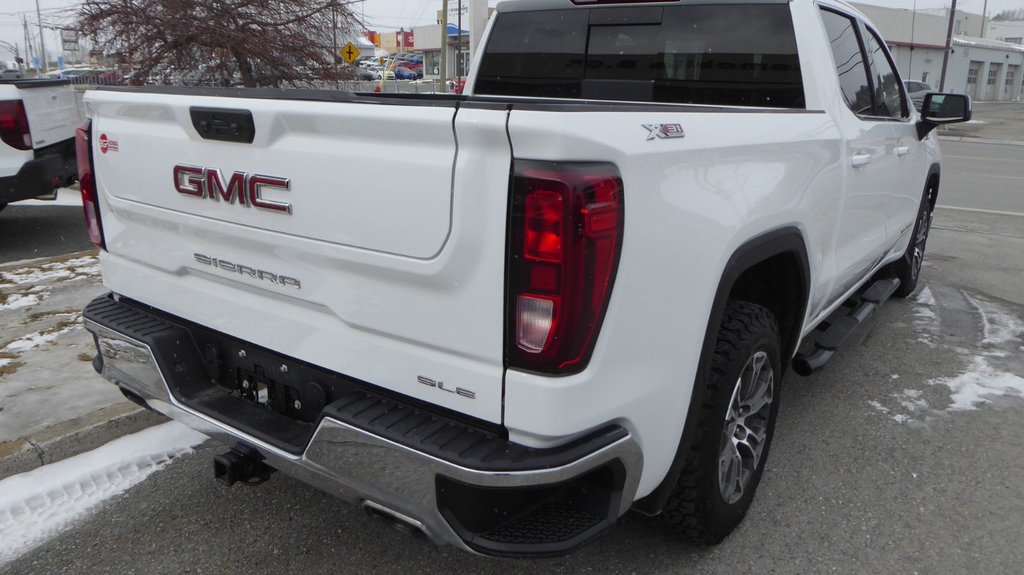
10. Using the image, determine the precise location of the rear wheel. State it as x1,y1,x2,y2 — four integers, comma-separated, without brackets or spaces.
661,300,781,545
891,182,935,298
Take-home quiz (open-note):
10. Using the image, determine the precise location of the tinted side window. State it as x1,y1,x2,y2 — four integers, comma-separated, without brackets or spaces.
864,28,908,119
819,9,873,116
475,10,588,99
476,5,805,108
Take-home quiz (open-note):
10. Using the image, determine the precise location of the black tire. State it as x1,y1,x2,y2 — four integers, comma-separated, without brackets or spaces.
661,300,782,545
890,182,935,298
0,203,6,213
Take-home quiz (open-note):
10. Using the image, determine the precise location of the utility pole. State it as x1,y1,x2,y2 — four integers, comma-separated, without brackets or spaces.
457,0,462,80
909,0,917,80
980,0,988,37
23,15,33,67
939,0,958,92
36,0,48,72
440,0,448,91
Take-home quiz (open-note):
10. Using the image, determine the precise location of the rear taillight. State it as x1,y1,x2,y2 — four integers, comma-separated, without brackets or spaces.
0,100,32,151
76,120,105,249
507,161,624,375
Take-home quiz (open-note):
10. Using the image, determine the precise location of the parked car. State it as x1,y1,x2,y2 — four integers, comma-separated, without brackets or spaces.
393,66,422,80
904,80,934,111
0,69,22,80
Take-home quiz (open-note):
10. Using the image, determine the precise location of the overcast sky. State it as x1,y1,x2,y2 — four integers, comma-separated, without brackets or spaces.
2,0,1023,63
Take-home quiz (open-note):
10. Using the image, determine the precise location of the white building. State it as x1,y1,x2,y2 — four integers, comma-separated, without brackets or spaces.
986,20,1024,45
853,3,1024,101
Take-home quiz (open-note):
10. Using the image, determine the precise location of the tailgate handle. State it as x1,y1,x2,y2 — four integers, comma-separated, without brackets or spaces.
190,107,255,144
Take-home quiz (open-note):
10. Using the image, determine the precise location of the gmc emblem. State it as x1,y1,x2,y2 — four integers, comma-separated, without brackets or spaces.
173,165,292,214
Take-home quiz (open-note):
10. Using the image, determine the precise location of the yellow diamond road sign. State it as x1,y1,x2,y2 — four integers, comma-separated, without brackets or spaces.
340,42,361,65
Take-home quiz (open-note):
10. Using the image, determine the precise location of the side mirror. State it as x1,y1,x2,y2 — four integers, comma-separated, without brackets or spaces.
917,93,972,140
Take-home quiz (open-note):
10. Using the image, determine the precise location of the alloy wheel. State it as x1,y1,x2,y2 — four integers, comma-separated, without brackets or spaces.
718,351,775,505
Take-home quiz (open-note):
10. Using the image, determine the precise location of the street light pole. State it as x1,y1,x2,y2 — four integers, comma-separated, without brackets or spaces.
939,0,958,92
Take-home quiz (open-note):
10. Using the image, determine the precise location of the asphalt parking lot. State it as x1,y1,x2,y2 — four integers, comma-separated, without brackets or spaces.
1,139,1022,573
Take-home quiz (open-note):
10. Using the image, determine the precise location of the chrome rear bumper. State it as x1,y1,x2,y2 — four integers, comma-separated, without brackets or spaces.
84,311,642,556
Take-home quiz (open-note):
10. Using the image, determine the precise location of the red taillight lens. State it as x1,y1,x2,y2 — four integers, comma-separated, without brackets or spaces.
0,100,32,151
76,120,105,249
507,161,624,375
524,189,564,263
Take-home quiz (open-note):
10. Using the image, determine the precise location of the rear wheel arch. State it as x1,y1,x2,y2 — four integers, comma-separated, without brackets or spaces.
634,227,810,515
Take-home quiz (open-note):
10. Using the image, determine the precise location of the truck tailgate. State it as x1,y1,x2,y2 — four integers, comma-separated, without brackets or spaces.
15,80,80,148
86,90,512,423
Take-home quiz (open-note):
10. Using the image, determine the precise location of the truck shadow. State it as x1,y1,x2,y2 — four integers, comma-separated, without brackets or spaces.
0,205,94,263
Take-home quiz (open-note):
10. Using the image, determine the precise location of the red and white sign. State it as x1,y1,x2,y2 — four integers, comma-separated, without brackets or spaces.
98,133,119,153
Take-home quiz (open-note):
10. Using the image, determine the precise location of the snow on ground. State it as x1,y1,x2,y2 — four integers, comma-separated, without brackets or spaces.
962,291,1024,347
932,356,1024,411
912,285,940,347
0,256,100,289
871,286,1024,424
0,422,208,567
0,294,41,312
0,319,81,365
927,293,1024,411
0,252,116,442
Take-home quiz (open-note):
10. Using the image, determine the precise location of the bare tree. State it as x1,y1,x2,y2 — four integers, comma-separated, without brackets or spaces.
76,0,360,87
993,9,1024,22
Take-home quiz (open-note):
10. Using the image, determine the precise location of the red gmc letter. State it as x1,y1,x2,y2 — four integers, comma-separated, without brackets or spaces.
206,170,248,205
173,165,207,197
248,175,292,214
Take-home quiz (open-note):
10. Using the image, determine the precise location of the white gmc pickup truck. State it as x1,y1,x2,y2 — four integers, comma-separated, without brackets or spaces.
79,0,971,556
0,79,81,210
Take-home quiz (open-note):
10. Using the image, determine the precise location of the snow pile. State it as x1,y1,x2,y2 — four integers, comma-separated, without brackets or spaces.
0,422,208,566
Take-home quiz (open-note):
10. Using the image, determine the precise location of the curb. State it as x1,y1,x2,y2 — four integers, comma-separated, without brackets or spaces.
0,401,166,480
937,133,1024,145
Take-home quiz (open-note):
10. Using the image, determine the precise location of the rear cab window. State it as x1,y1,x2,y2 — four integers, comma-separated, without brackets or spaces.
819,7,909,120
475,5,805,109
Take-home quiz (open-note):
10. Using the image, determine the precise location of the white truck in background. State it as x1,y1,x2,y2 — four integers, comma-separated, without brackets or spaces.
0,79,81,210
78,0,971,557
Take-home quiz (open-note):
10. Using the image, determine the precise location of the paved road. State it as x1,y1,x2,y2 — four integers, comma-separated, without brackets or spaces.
4,142,1024,574
940,140,1024,215
0,201,94,263
5,207,1023,574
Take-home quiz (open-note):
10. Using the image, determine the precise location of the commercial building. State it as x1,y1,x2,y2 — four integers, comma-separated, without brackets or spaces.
413,2,493,80
986,20,1024,45
853,3,1024,101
